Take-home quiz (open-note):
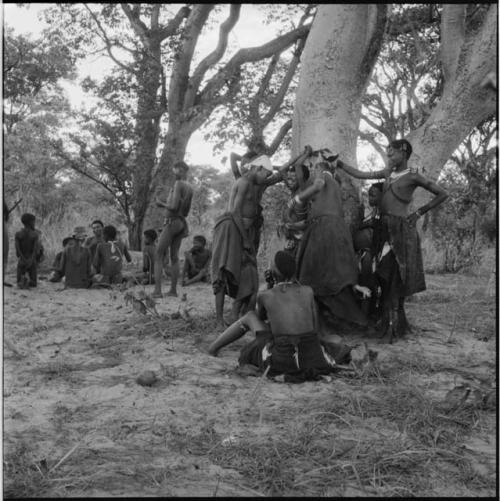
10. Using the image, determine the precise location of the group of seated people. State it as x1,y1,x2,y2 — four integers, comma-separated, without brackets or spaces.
13,215,211,290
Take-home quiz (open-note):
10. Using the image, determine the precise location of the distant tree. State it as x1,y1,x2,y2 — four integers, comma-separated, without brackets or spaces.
3,26,76,133
3,26,79,223
204,5,316,157
42,4,312,247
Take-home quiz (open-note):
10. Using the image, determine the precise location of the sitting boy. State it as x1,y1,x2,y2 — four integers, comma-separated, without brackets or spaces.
15,213,44,288
92,225,131,286
181,235,211,286
60,228,92,289
139,229,157,285
49,237,72,283
208,251,351,382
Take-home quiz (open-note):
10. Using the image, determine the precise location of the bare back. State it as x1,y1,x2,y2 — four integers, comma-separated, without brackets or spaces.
257,284,317,335
166,180,193,218
309,171,344,219
15,228,39,259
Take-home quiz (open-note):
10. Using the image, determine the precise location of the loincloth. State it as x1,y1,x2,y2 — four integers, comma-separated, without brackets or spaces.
239,331,350,383
211,213,256,299
374,214,426,296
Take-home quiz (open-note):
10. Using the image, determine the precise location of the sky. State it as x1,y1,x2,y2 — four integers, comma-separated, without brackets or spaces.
3,4,383,171
3,3,297,170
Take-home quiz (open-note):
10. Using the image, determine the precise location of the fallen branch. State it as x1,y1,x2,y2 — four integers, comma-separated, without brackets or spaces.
49,442,80,474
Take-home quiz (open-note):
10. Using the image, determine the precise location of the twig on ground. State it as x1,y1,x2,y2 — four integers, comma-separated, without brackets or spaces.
49,442,80,473
250,365,270,404
446,312,458,343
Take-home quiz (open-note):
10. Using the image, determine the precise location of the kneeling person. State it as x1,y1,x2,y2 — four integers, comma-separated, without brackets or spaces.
182,235,211,286
208,251,350,382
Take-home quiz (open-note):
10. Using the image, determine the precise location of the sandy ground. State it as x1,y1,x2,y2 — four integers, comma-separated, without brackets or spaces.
2,261,497,497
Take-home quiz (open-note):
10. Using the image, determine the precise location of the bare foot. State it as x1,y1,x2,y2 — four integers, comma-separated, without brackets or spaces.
207,346,219,356
166,291,178,297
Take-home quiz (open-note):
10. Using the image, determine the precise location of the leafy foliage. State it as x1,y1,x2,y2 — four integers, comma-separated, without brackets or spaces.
428,119,497,271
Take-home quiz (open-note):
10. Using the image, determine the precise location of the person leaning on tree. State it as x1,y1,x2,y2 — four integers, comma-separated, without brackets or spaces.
335,138,448,342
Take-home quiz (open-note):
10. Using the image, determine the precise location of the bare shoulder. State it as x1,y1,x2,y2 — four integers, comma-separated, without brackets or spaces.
298,284,314,297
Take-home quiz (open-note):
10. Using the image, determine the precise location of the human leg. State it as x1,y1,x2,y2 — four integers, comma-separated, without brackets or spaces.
208,310,266,356
153,224,173,297
167,233,183,296
28,263,38,287
215,289,226,327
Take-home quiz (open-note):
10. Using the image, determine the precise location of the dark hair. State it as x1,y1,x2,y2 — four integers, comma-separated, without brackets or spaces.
174,161,189,171
273,251,296,280
369,182,384,193
62,237,72,247
143,229,158,242
103,225,117,240
91,220,104,228
193,235,206,246
390,139,413,159
21,213,36,226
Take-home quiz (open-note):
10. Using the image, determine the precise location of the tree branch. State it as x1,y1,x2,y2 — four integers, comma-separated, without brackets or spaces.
268,118,292,155
120,3,150,46
184,4,240,109
262,37,305,126
360,112,391,141
358,130,387,160
248,52,281,125
156,5,191,40
440,4,466,84
168,5,214,116
84,4,137,74
198,24,310,107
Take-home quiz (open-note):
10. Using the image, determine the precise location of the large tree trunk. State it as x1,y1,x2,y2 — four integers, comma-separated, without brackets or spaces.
292,4,387,231
129,48,163,249
409,4,497,211
142,126,191,232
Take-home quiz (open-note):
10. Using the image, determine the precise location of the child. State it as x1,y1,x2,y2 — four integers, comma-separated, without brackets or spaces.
92,225,131,286
141,229,157,285
60,227,92,289
15,213,43,288
49,237,72,283
181,235,211,286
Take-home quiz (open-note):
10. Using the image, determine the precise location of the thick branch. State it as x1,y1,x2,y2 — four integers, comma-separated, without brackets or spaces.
168,5,214,116
199,24,310,107
262,37,305,126
120,3,150,46
157,5,191,40
440,4,466,83
360,112,391,141
84,4,137,74
358,130,386,161
249,52,281,125
184,4,240,109
268,119,292,155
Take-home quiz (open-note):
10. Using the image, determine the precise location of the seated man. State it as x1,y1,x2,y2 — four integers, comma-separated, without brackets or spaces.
60,228,92,289
182,235,211,286
92,225,131,286
48,237,72,283
208,251,351,383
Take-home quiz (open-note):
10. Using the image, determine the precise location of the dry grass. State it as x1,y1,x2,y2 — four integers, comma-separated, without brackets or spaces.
3,272,496,498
